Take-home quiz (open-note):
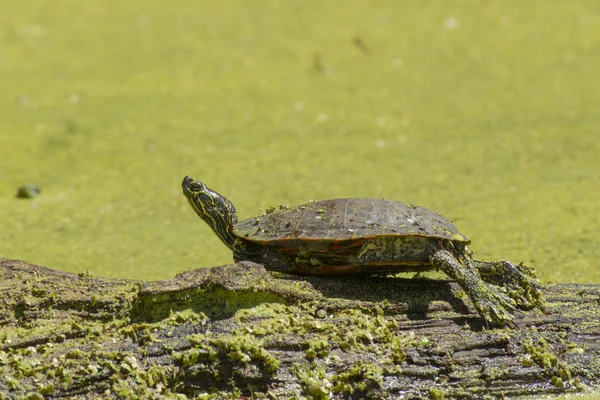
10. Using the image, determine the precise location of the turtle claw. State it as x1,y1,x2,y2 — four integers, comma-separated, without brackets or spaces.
471,284,519,328
505,319,519,330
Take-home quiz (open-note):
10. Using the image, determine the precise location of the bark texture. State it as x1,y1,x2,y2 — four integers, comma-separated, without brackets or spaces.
0,257,599,399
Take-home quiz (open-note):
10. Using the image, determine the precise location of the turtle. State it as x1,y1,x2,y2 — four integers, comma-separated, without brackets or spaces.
182,176,543,327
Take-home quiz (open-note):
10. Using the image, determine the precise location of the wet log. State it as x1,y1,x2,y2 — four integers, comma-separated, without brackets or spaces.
0,257,599,399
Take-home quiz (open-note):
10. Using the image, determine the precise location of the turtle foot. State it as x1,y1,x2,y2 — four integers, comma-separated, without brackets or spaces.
431,249,519,328
474,260,545,311
469,283,519,328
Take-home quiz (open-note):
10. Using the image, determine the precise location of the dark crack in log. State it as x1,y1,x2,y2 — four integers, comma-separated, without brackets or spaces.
0,257,599,399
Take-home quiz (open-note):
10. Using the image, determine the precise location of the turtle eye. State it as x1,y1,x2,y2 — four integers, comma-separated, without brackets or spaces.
190,181,206,192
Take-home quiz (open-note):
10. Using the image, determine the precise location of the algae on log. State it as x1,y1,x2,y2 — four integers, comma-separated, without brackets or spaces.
0,257,599,399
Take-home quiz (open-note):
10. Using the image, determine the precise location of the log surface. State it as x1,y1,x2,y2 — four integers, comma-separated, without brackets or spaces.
1,257,599,399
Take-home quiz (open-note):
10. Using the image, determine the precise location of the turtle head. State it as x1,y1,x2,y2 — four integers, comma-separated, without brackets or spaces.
182,176,238,250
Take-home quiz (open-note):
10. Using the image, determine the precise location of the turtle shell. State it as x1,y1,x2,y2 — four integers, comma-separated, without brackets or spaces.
234,198,469,245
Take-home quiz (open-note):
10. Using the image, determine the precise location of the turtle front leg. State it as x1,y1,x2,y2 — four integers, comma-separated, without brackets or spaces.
431,249,517,327
473,259,544,311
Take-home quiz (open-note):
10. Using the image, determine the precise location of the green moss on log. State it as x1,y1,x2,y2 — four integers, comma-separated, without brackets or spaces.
1,257,600,398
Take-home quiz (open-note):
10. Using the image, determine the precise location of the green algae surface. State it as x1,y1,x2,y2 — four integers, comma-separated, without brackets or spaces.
0,0,599,283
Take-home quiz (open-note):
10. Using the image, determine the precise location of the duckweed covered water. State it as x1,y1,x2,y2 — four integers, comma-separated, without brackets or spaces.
0,0,599,284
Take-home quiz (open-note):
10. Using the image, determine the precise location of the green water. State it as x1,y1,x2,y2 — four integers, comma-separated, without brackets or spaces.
1,0,599,283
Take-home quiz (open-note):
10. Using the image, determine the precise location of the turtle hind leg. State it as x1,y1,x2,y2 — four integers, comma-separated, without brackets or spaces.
430,249,517,327
473,259,545,311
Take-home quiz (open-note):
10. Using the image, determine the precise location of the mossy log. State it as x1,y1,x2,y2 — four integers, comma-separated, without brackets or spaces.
1,257,599,399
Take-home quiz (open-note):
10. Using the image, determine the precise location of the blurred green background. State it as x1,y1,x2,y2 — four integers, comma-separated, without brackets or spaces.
0,0,598,282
